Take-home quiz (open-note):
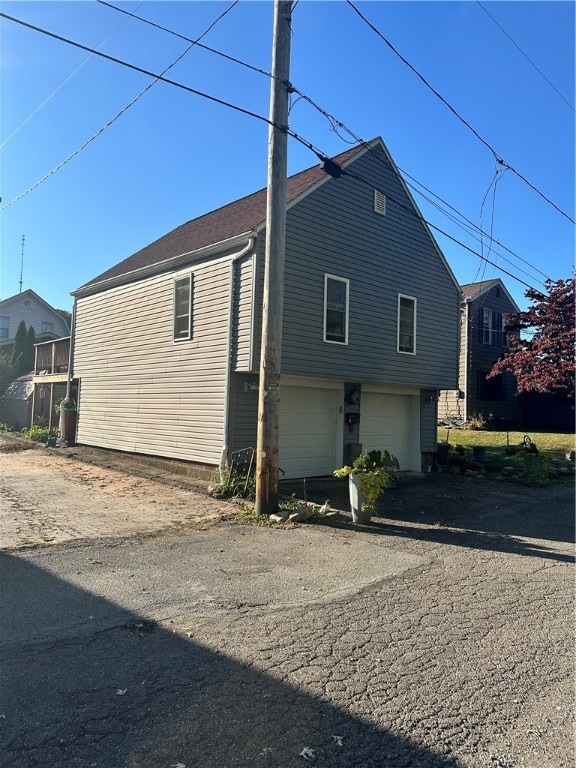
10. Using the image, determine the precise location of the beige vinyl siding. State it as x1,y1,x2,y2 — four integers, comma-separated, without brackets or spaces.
74,259,232,464
439,303,468,421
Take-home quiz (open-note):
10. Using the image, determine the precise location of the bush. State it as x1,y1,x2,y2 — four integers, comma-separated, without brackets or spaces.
22,425,54,443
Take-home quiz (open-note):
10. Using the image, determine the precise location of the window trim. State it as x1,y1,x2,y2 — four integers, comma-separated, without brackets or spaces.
397,293,417,355
173,274,192,342
323,273,349,345
482,308,505,346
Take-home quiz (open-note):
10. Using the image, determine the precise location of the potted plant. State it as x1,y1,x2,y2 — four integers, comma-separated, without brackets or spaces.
55,396,77,444
334,449,399,525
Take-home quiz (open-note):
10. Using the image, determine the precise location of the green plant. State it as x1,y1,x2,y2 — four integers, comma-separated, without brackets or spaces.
334,449,399,514
54,397,77,413
211,467,255,500
22,425,55,443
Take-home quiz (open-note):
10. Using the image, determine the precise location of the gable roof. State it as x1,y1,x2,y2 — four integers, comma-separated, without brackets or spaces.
0,289,71,331
461,279,520,311
76,142,374,293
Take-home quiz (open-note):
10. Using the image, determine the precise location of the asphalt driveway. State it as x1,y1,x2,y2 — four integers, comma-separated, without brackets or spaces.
0,436,574,767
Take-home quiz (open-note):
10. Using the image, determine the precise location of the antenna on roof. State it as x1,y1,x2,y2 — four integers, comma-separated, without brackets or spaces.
19,235,25,293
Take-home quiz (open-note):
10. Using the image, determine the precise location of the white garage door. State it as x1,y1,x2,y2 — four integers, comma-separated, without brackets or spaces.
360,392,414,470
279,386,338,479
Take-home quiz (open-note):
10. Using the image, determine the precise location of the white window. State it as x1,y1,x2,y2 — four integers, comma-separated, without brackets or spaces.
324,274,349,344
41,321,54,333
174,274,192,341
0,316,8,339
482,308,504,346
397,294,416,354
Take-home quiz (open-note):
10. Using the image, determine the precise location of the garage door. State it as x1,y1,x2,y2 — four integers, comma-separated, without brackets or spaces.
279,386,338,479
360,392,414,470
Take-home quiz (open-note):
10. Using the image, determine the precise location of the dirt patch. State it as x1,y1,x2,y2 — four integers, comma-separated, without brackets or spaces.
0,433,238,550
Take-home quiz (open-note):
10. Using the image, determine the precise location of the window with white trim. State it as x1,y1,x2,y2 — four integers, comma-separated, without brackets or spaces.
41,321,54,333
397,294,416,354
0,316,8,339
174,274,192,341
481,308,505,346
324,274,349,344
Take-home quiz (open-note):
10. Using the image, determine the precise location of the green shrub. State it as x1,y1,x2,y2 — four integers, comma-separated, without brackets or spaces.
22,425,53,443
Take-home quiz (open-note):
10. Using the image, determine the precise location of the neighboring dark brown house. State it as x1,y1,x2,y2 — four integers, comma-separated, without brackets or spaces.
439,278,521,426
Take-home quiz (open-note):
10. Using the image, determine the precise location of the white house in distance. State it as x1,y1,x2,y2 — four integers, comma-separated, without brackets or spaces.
0,289,71,352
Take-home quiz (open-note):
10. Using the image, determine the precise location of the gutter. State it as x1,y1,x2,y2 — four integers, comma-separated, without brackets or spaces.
58,298,76,446
72,232,255,299
219,235,256,477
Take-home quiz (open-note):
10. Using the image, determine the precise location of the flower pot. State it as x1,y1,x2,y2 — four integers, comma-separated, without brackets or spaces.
348,474,371,525
61,410,77,444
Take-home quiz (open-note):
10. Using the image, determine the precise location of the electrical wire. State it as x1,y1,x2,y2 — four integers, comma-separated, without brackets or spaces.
95,0,554,284
0,3,145,150
346,0,575,225
96,1,276,82
340,164,537,291
477,1,574,112
0,11,553,290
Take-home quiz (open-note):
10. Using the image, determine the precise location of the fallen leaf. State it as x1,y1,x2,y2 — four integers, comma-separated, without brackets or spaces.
331,735,344,746
116,689,127,696
299,747,316,760
259,747,273,755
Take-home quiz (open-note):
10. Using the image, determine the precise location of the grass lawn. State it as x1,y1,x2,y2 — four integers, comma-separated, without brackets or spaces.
436,428,574,483
437,428,574,457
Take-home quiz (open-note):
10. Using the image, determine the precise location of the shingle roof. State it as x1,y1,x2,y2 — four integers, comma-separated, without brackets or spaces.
461,279,501,302
461,278,520,312
81,142,370,290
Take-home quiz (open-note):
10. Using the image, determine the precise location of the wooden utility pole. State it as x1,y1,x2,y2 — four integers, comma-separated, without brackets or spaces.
255,0,293,515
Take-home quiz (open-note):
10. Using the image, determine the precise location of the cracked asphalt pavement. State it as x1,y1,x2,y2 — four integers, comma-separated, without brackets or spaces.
0,442,574,768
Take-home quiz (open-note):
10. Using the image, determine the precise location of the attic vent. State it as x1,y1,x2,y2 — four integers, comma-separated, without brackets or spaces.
24,301,31,306
374,189,386,216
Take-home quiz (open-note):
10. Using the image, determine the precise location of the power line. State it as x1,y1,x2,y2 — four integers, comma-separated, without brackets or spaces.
477,1,574,112
0,11,550,290
95,0,552,284
0,3,144,150
97,1,275,81
346,0,575,225
340,165,537,291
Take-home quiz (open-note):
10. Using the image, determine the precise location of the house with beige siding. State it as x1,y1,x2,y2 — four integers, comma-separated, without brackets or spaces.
438,279,521,426
71,138,460,479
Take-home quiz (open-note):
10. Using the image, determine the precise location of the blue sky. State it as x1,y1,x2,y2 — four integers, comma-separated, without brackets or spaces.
1,1,574,312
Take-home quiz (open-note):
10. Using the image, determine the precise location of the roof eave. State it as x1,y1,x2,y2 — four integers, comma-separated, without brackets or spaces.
72,231,257,298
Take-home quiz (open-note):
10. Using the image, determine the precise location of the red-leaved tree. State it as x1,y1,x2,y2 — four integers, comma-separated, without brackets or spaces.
489,277,575,402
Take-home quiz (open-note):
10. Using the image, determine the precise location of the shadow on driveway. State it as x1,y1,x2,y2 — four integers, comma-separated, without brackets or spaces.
281,474,575,562
2,552,463,768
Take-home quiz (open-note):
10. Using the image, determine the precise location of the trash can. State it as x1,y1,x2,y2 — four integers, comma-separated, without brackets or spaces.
472,446,487,462
437,443,450,465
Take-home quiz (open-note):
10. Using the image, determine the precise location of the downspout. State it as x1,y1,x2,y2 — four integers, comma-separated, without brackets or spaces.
220,236,255,477
58,300,76,446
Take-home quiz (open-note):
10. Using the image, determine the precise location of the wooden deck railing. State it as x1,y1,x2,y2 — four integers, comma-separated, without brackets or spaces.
35,337,70,375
